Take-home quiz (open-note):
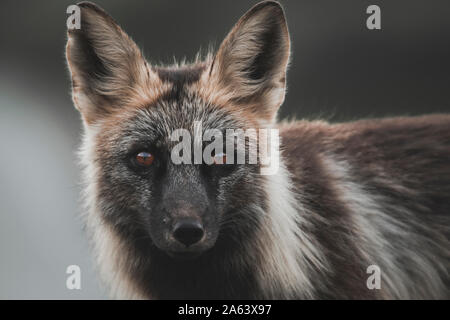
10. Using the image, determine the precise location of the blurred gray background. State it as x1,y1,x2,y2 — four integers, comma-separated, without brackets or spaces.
0,0,449,299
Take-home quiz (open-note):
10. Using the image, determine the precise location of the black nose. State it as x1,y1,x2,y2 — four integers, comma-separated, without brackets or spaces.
173,219,204,247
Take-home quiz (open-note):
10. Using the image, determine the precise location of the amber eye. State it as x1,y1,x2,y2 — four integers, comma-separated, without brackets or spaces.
136,152,155,167
212,152,227,165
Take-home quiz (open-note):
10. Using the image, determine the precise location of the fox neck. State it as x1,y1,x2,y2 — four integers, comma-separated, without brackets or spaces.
253,163,328,299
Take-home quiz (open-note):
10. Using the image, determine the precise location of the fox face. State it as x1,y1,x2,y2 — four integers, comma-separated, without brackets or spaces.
66,2,290,260
87,90,268,260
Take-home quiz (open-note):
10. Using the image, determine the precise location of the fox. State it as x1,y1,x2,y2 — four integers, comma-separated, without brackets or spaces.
66,1,450,299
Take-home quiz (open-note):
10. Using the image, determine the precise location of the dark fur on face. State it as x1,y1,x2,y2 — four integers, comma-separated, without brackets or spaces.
92,94,268,298
66,1,450,299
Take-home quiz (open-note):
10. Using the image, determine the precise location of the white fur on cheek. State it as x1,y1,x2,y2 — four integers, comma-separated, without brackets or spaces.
79,123,148,299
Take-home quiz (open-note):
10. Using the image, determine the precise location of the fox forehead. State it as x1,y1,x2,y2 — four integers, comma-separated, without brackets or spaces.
92,61,261,146
119,99,239,147
92,84,241,153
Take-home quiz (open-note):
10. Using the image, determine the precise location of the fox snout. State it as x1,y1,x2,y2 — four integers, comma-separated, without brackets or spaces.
161,200,206,247
150,195,218,259
172,218,205,247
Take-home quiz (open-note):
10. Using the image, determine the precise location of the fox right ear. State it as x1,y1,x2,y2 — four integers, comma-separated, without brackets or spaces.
66,2,157,124
207,1,290,122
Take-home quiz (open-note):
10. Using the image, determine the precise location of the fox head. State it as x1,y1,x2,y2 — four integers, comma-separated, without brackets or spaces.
66,1,290,261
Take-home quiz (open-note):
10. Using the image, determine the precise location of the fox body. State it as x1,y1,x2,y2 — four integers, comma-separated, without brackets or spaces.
66,1,450,299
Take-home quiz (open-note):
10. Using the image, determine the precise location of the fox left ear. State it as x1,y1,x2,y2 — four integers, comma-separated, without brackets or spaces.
209,1,290,122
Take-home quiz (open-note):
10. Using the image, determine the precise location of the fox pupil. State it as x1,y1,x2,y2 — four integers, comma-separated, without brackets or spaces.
136,152,154,166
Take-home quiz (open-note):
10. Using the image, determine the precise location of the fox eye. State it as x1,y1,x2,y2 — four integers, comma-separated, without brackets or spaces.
136,151,155,167
212,152,227,165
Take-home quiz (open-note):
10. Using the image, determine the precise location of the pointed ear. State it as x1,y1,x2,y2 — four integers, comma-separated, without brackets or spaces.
209,1,290,122
66,2,155,124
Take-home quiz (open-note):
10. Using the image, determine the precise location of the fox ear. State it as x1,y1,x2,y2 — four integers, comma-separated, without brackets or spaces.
66,2,154,124
209,1,290,122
